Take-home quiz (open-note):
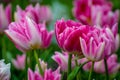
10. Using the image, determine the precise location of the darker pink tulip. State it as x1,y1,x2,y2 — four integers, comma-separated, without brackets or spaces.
55,18,90,55
73,0,119,27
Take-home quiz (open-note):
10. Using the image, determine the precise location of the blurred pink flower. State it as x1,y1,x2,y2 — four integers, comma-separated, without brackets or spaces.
28,67,61,80
12,54,26,70
52,51,81,71
52,51,69,71
91,5,119,27
94,54,120,74
15,3,52,24
0,4,11,33
73,0,119,27
81,54,120,74
5,17,53,52
28,68,43,80
100,24,119,58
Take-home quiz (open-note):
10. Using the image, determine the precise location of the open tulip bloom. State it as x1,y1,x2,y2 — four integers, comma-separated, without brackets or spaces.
5,16,53,52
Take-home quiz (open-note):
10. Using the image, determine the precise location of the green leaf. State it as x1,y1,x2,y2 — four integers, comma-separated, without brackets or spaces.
67,66,80,80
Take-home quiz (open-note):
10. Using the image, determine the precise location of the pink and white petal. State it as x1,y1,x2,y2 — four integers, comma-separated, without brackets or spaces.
5,30,30,52
95,42,105,61
5,4,11,23
25,17,42,46
80,37,88,57
28,68,34,80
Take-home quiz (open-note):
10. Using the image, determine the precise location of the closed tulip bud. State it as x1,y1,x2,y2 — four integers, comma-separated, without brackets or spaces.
12,54,26,70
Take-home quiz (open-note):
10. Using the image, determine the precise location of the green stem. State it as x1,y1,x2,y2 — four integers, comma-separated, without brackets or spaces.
75,56,78,66
68,54,72,75
88,61,94,80
2,36,6,60
25,52,28,80
104,58,109,80
34,50,44,75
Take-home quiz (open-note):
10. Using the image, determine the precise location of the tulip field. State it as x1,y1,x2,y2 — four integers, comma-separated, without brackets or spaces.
0,0,120,80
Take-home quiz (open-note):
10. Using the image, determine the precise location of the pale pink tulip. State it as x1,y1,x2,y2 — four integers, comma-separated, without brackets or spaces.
5,16,53,52
94,54,120,74
0,4,11,33
81,54,120,74
12,54,26,70
52,51,81,71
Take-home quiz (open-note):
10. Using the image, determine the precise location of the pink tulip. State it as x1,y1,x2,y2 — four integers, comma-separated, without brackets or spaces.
81,54,120,74
15,3,52,24
73,0,119,27
100,24,119,58
5,16,53,52
94,54,120,74
73,0,92,24
12,54,26,70
28,68,43,80
91,5,119,27
52,51,81,71
80,23,119,61
28,67,61,80
80,34,105,61
55,18,88,55
52,51,68,71
0,4,11,33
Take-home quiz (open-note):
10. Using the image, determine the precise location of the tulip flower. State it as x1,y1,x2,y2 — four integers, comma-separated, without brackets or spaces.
94,54,120,74
0,60,11,80
55,18,87,55
15,3,52,24
0,4,11,34
52,51,68,71
12,54,26,70
73,0,119,27
80,36,105,61
52,51,81,71
5,16,53,52
81,54,120,74
28,67,61,80
100,24,119,58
